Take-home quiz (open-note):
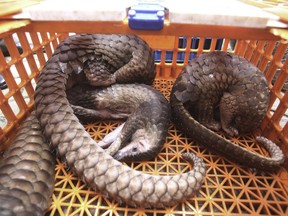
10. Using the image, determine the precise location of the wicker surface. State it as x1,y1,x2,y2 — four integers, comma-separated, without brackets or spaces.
48,79,288,216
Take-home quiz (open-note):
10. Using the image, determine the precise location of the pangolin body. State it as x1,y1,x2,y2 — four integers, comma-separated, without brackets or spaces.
170,51,285,170
67,83,170,162
0,34,206,214
34,34,206,208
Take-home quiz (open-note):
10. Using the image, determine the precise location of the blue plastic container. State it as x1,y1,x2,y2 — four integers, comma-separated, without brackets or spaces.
128,3,165,30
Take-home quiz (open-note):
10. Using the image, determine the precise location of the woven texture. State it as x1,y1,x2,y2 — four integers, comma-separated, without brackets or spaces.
48,79,288,216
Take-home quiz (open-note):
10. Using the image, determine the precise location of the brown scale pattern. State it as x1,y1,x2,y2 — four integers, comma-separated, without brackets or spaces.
0,112,55,215
170,51,285,170
33,34,206,209
48,79,288,216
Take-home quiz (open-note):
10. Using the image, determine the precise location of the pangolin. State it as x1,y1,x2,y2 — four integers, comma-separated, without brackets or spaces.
66,83,170,162
170,51,285,170
0,34,206,214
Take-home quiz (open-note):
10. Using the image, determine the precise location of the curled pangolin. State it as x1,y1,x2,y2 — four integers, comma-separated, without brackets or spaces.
170,51,285,170
66,83,170,162
0,34,206,214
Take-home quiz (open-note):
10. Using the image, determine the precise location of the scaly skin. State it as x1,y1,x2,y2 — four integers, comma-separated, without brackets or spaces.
0,112,55,216
67,83,171,162
170,51,285,170
32,34,206,208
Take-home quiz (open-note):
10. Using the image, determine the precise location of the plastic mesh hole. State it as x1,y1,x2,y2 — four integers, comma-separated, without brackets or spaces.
49,43,55,53
12,33,22,55
203,38,212,50
13,33,23,54
229,39,237,51
165,50,173,63
33,53,42,69
0,109,7,128
37,33,43,44
178,36,187,49
190,37,200,49
23,32,34,49
9,64,21,85
8,96,19,116
154,50,161,63
20,87,31,105
31,78,37,89
22,57,32,76
272,69,282,88
270,98,280,116
177,51,185,63
215,39,224,50
279,108,288,128
0,74,8,91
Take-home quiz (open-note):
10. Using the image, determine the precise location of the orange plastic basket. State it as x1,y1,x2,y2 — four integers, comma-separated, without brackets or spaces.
0,2,288,215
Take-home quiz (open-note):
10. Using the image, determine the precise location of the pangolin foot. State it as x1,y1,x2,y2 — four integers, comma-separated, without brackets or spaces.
222,126,239,137
202,121,222,132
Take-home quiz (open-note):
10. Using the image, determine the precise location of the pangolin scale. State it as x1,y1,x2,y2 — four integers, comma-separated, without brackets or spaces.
170,51,285,170
66,83,171,162
0,34,206,214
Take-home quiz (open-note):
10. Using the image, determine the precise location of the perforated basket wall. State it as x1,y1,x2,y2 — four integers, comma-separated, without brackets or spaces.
0,31,288,216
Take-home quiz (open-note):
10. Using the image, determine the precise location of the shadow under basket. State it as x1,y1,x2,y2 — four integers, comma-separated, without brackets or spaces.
0,31,287,216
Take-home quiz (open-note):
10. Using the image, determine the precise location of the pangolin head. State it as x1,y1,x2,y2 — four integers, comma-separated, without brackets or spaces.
113,124,161,162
